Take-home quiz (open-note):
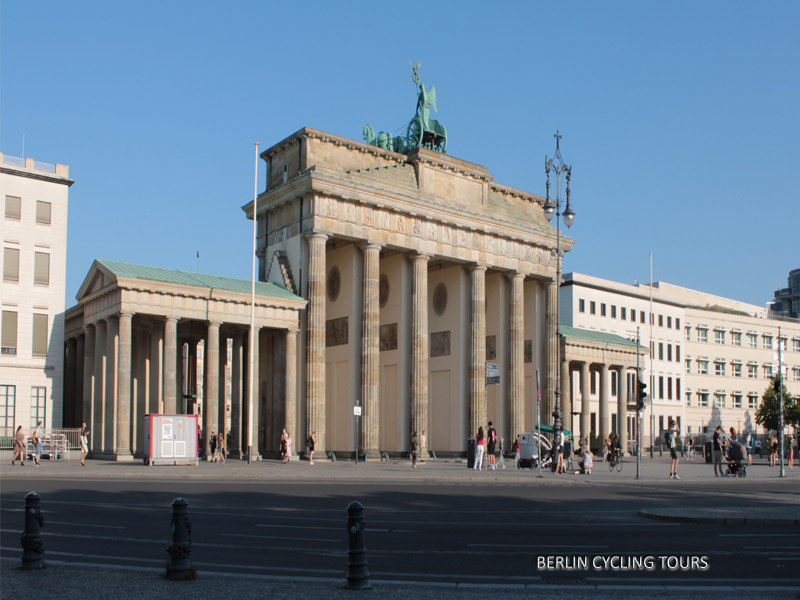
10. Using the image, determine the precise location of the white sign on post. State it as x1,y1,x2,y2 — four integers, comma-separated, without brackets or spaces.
354,406,362,416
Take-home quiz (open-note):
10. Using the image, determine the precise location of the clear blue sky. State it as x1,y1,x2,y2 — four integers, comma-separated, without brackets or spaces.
2,1,798,307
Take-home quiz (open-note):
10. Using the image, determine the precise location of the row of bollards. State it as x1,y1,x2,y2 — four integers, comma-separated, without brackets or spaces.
19,492,370,589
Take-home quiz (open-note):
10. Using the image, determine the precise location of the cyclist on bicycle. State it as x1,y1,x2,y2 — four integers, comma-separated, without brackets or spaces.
611,434,622,463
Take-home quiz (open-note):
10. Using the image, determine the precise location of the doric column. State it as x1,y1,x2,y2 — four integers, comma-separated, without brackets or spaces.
115,312,133,460
105,317,119,454
306,232,328,453
598,364,609,450
507,272,525,440
246,325,261,459
469,264,487,438
560,359,571,428
186,340,198,414
149,327,162,414
411,253,430,443
545,280,559,424
164,317,178,414
231,332,243,458
617,366,628,455
65,337,77,427
285,329,297,453
82,325,95,432
361,243,382,459
580,361,591,444
75,334,85,427
218,334,228,451
92,320,106,454
204,321,220,459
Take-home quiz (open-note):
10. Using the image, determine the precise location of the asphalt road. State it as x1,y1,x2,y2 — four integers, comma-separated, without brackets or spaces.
2,472,799,589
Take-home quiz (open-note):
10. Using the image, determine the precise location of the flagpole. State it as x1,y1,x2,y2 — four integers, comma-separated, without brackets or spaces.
248,143,259,464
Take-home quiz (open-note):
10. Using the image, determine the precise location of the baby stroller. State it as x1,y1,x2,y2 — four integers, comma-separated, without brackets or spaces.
725,440,747,478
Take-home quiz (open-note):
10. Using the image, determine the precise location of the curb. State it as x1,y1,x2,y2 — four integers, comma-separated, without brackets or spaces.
639,509,800,525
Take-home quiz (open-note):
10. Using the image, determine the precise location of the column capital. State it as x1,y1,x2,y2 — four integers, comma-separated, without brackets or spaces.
207,320,222,328
468,263,489,273
305,231,330,242
410,252,432,262
359,241,384,252
506,271,525,282
166,316,179,324
83,323,96,332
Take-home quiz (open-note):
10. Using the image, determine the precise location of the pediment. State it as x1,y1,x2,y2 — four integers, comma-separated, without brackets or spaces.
75,260,118,302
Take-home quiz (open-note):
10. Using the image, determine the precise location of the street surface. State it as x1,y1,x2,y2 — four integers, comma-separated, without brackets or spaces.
1,455,799,596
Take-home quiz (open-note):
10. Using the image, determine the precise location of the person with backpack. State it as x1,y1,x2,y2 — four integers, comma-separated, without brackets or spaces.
410,431,419,468
486,422,497,470
712,425,724,477
666,421,680,479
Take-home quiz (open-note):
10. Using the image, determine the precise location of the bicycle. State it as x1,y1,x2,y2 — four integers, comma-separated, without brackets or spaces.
608,449,623,472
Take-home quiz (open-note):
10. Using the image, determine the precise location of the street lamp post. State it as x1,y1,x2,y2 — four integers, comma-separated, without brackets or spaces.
543,131,575,461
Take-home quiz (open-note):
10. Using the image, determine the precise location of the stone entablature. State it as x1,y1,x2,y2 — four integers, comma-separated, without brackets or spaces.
562,336,646,370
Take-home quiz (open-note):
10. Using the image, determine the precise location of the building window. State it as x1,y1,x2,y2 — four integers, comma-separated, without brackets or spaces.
3,247,20,282
676,345,681,362
698,328,708,343
794,339,800,353
685,326,691,341
667,344,673,362
699,392,709,407
731,332,741,346
659,376,664,399
732,363,742,378
715,361,725,377
591,372,597,395
748,364,758,378
32,314,49,357
685,392,691,407
763,335,773,350
579,299,585,313
748,394,758,409
714,393,725,408
698,360,709,375
659,343,664,360
658,314,664,327
34,252,50,286
763,364,773,378
30,388,46,428
747,333,758,348
675,318,680,330
667,316,672,329
601,303,607,317
5,195,21,219
676,378,680,399
732,394,742,409
685,359,691,374
667,377,673,400
1,311,18,355
715,330,725,345
611,305,616,318
780,337,788,352
630,309,636,321
611,371,617,396
621,307,626,320
659,415,665,433
640,311,645,324
590,301,596,315
794,367,800,383
35,201,51,225
0,385,15,432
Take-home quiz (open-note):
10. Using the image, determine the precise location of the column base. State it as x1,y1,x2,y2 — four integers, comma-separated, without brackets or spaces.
113,452,134,462
362,450,382,462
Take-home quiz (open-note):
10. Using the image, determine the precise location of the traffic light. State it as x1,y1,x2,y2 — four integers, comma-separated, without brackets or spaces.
637,379,647,411
774,376,781,395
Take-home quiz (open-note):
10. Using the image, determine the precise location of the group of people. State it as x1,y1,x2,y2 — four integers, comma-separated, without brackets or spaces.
11,421,46,467
473,423,504,470
279,429,293,463
410,430,427,467
202,429,229,463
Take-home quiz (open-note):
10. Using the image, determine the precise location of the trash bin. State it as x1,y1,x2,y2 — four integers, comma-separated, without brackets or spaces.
704,441,713,464
467,438,475,469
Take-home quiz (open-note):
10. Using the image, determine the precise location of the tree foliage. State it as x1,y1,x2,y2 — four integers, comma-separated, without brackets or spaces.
755,375,799,432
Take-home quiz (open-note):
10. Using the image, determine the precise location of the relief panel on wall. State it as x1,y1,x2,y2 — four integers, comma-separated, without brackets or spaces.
524,340,533,363
326,317,349,347
486,335,497,361
430,331,451,357
379,323,398,351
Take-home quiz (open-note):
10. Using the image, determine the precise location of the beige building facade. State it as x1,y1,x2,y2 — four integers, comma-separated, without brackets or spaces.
1,154,72,435
250,128,573,457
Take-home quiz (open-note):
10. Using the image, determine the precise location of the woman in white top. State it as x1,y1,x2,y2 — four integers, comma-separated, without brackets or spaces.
286,433,293,461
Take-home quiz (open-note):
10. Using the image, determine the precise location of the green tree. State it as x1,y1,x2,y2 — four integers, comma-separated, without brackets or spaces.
755,375,798,432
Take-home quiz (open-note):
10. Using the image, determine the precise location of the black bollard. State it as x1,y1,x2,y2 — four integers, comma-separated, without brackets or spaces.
166,497,193,580
20,492,44,569
344,501,371,589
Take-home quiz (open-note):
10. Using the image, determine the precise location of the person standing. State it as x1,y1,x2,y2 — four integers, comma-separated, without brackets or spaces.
280,429,287,463
79,423,90,466
486,422,497,470
554,430,565,474
788,433,794,468
419,430,427,463
285,433,292,462
410,431,419,468
32,421,43,466
218,434,226,463
513,435,520,467
474,427,485,470
745,431,753,466
667,420,680,479
713,426,724,477
770,434,778,467
226,430,232,456
12,425,25,466
307,431,316,465
210,430,217,463
497,437,506,468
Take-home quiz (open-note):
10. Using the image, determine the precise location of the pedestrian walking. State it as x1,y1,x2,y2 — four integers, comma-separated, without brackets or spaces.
285,433,292,461
513,434,520,467
770,434,778,467
410,431,419,468
307,431,316,465
667,420,680,479
474,427,485,470
486,421,497,470
226,430,232,455
32,421,43,466
420,430,427,462
713,426,724,476
210,430,217,462
788,433,794,468
218,435,226,463
554,430,565,474
12,425,25,466
497,437,506,468
687,436,694,460
79,423,90,466
280,429,287,463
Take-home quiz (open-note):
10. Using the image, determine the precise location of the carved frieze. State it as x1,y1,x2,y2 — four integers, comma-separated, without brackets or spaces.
326,317,349,347
430,331,451,357
524,340,533,363
486,335,497,361
379,323,397,351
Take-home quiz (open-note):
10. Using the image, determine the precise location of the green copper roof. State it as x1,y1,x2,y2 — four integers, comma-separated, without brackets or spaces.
559,325,645,349
97,259,304,301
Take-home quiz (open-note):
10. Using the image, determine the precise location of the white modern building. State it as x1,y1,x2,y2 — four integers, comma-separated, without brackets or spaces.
1,153,73,435
560,272,800,445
